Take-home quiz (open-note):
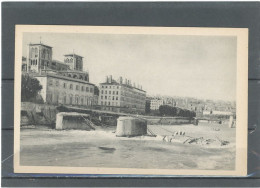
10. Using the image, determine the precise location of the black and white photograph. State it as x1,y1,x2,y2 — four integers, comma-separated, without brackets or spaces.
14,25,248,176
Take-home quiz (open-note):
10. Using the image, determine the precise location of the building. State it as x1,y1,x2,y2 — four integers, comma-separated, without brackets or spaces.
35,73,95,106
64,54,83,71
49,60,69,71
24,42,96,108
26,43,53,73
150,98,164,110
98,75,146,113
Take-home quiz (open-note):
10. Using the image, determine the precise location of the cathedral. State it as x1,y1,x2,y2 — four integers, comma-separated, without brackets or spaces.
22,42,98,107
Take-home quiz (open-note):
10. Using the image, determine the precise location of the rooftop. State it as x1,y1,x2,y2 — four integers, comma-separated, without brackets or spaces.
34,73,95,86
58,70,89,74
29,43,53,48
52,60,69,66
100,82,146,92
64,54,84,58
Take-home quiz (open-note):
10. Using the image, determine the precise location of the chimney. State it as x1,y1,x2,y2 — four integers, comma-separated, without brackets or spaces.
124,78,127,84
106,76,109,83
109,75,112,83
133,82,136,88
119,76,123,84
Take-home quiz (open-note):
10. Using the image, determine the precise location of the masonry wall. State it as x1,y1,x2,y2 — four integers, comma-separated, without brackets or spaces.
144,116,191,125
20,102,57,126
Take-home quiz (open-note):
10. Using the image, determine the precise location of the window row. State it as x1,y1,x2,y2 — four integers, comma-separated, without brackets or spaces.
64,58,74,63
48,80,93,92
100,96,119,100
101,85,119,89
101,90,119,95
30,59,38,65
100,101,119,106
46,93,95,106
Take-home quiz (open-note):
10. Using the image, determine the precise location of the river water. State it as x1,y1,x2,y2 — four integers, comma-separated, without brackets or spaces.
20,124,236,170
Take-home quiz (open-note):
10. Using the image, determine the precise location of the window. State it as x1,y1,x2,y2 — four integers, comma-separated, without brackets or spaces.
70,84,73,90
86,87,89,92
70,95,73,104
113,91,115,95
101,90,103,94
116,97,118,100
76,85,79,90
105,91,107,94
56,94,59,103
109,91,111,94
81,98,84,105
112,96,114,100
116,91,118,95
81,86,84,91
105,96,107,99
101,96,103,99
101,101,103,105
63,83,66,88
90,88,93,93
102,86,104,88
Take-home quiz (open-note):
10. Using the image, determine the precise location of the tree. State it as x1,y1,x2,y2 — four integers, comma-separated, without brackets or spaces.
159,105,196,118
21,74,42,102
145,100,151,114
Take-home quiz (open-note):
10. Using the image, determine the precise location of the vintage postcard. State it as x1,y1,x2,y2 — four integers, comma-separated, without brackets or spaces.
14,25,248,176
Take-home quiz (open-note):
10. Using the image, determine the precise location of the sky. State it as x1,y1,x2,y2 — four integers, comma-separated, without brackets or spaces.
22,32,237,101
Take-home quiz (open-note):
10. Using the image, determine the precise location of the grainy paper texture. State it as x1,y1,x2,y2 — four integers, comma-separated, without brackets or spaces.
14,25,248,176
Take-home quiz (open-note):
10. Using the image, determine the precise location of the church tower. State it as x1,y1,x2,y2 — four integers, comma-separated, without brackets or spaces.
27,43,53,73
64,53,83,71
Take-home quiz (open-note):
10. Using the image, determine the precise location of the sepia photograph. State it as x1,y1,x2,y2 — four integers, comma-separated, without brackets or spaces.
14,25,248,176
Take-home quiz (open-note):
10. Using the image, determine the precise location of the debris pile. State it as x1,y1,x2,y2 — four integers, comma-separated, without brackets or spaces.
155,133,230,147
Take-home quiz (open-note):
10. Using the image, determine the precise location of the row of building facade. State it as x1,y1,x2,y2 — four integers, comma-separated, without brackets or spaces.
22,42,147,113
147,96,235,116
98,75,146,113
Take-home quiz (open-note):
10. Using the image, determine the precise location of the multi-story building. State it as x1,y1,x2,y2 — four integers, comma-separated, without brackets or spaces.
24,42,97,108
34,74,95,106
150,98,164,110
98,75,146,114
